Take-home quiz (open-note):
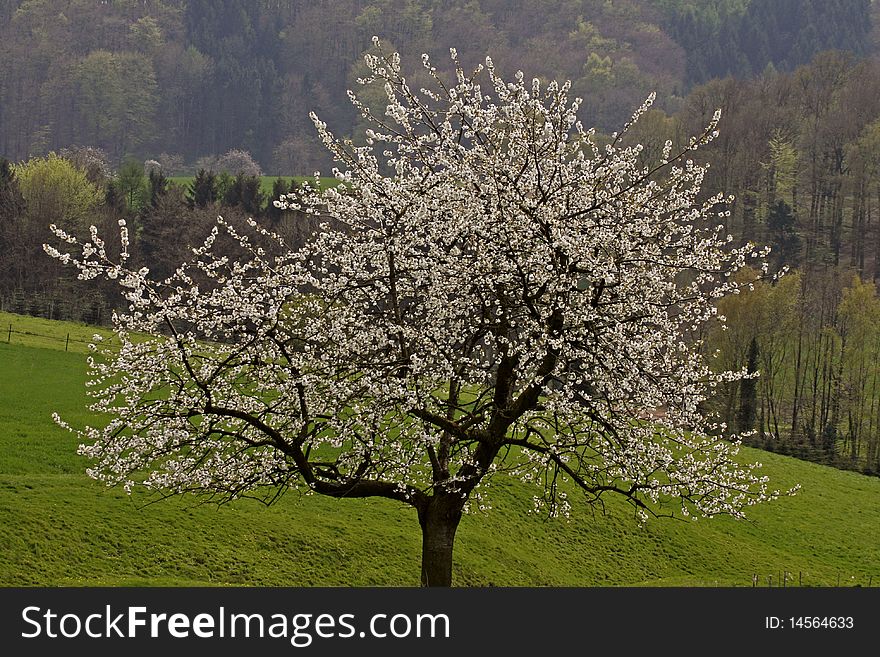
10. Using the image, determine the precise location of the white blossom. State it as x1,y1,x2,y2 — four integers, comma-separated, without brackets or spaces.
45,44,792,527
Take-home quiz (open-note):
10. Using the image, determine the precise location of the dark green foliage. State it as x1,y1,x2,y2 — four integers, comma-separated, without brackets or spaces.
116,159,146,213
821,423,838,462
104,179,126,214
147,168,168,208
215,171,234,204
187,168,217,208
219,173,266,216
661,0,872,84
140,186,203,282
1,0,873,163
0,158,23,218
767,200,801,271
265,177,289,225
737,337,759,436
239,173,264,217
221,172,242,208
182,0,279,163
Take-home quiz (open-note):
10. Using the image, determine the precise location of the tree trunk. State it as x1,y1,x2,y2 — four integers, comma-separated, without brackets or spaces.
418,495,463,587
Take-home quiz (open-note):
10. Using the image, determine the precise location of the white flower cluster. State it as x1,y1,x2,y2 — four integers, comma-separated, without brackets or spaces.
46,43,792,520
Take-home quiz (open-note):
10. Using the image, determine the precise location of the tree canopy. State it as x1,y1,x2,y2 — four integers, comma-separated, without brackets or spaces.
46,43,787,586
1,0,873,166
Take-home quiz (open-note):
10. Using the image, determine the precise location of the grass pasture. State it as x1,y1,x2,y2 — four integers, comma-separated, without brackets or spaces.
0,311,879,586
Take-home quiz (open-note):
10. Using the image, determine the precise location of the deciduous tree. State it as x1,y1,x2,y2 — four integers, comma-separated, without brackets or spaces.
16,153,103,230
46,44,788,587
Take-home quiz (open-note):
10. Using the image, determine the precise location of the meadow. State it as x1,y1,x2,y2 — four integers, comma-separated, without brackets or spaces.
1,311,879,586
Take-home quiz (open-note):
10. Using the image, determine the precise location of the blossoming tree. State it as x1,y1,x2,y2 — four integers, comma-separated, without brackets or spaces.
47,42,785,586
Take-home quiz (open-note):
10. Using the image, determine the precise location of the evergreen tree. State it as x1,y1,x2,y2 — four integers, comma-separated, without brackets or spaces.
239,174,264,217
737,337,760,437
767,200,801,271
215,171,235,205
140,187,195,282
0,158,26,295
821,423,838,464
265,177,289,225
105,179,127,214
117,159,147,213
148,168,169,208
188,168,217,208
222,173,243,208
0,158,24,219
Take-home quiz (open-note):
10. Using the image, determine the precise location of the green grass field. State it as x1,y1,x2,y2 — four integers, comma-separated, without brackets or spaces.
1,311,879,586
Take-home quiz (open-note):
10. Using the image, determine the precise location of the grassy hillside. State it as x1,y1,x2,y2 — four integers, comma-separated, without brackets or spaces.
1,311,878,586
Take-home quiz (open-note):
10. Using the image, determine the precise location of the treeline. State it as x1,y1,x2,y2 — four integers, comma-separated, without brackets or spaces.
1,0,873,170
658,0,874,84
707,271,880,476
671,51,880,475
0,152,313,324
666,50,880,280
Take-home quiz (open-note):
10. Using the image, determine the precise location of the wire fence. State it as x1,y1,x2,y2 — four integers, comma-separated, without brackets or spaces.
3,322,123,353
751,571,875,588
2,319,225,355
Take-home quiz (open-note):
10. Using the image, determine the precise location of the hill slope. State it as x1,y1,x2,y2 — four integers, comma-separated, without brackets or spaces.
0,312,878,586
1,0,874,165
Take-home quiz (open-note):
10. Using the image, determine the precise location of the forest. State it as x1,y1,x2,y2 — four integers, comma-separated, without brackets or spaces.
0,0,874,167
3,0,880,476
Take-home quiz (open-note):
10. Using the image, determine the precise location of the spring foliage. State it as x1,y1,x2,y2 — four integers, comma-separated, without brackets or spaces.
46,42,788,528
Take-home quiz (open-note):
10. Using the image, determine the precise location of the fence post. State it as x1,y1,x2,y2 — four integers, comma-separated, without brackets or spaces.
65,333,70,352
6,324,10,344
